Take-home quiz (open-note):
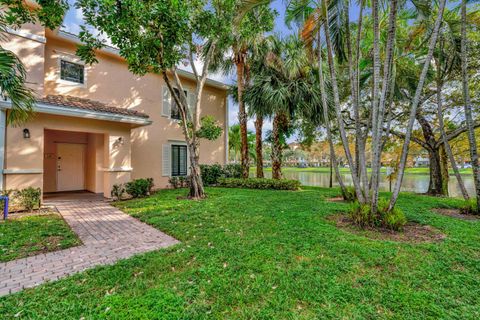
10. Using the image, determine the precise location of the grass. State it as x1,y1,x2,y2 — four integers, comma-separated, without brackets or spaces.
0,213,80,262
1,187,479,319
260,166,474,175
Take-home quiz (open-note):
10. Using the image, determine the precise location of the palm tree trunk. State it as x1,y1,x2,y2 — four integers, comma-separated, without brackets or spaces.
371,0,398,213
317,29,348,197
461,0,480,209
436,72,469,200
272,113,282,179
322,4,364,203
388,0,446,211
236,54,249,179
255,114,264,178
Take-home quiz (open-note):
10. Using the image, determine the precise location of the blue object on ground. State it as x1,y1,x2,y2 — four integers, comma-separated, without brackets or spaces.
1,196,9,220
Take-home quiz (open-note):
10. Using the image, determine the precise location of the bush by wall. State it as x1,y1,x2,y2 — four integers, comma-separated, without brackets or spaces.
217,178,301,191
14,187,42,212
125,178,151,198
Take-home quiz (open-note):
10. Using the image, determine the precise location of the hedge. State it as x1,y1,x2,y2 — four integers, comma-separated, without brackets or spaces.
217,178,301,191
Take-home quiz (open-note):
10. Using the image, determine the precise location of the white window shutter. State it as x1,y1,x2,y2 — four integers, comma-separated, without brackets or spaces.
162,144,171,176
162,86,171,117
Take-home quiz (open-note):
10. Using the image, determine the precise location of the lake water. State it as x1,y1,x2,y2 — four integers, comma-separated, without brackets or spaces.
260,170,476,198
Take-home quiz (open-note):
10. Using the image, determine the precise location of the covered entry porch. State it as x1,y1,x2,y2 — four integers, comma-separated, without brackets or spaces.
1,95,151,199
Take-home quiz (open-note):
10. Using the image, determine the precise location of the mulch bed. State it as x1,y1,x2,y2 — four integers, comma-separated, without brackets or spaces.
325,197,348,203
432,208,480,221
328,214,446,243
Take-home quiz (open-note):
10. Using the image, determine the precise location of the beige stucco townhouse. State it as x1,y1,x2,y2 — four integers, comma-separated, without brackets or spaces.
0,23,228,198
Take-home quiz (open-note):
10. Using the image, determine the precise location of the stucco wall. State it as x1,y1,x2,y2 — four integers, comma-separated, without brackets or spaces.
5,113,131,195
42,34,227,189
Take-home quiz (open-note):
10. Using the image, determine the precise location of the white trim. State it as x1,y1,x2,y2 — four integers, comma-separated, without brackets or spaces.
3,169,43,174
102,167,133,172
0,101,152,126
5,27,47,44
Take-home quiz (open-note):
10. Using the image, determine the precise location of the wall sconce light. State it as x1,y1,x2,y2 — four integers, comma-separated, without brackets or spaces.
23,128,30,139
117,137,123,143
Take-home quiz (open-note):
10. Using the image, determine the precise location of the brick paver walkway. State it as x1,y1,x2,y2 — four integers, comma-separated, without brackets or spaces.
0,199,179,296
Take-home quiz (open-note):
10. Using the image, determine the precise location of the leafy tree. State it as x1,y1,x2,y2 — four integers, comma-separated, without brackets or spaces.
76,0,235,199
0,0,68,124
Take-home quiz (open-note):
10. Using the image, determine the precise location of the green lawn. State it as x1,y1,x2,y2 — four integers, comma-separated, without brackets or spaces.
0,214,80,262
260,166,474,175
1,187,479,319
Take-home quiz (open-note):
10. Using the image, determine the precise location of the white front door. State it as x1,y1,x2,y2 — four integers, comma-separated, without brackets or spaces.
57,143,86,192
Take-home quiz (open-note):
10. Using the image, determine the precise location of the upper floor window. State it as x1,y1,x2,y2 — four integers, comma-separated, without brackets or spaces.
171,88,187,120
60,60,84,84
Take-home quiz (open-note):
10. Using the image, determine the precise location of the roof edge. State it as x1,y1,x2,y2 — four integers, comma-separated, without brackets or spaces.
0,100,152,126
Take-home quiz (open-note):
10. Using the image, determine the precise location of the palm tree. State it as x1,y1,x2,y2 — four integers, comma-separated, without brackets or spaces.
244,35,323,179
230,4,275,179
228,124,256,163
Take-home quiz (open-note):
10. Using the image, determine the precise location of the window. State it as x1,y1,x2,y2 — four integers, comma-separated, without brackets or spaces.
171,145,187,176
60,60,85,84
171,88,187,120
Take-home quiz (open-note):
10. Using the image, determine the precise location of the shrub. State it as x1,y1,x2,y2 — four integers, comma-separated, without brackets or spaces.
343,186,357,202
223,164,242,178
14,187,41,212
169,176,180,189
146,178,155,193
125,179,150,198
217,178,301,191
169,176,190,189
111,183,125,201
460,199,480,215
348,199,407,231
200,164,224,186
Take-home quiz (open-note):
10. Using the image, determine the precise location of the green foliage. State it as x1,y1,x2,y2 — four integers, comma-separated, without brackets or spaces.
223,163,243,178
196,116,223,140
168,176,190,189
125,179,151,198
14,187,41,212
200,164,224,186
200,164,243,186
111,184,126,201
343,186,357,202
460,198,480,215
218,178,301,190
349,198,407,231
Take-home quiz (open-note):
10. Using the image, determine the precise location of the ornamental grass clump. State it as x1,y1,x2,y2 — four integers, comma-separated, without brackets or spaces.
349,198,407,231
459,199,480,215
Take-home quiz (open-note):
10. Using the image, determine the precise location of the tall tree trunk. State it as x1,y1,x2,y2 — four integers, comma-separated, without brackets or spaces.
439,145,449,196
188,142,205,199
371,0,398,214
329,156,333,188
236,55,249,179
389,0,446,211
461,0,480,209
426,146,446,196
317,29,348,197
435,69,470,199
255,114,264,178
323,4,365,203
271,113,282,179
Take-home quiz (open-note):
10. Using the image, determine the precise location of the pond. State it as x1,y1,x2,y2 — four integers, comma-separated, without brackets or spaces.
260,170,475,198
